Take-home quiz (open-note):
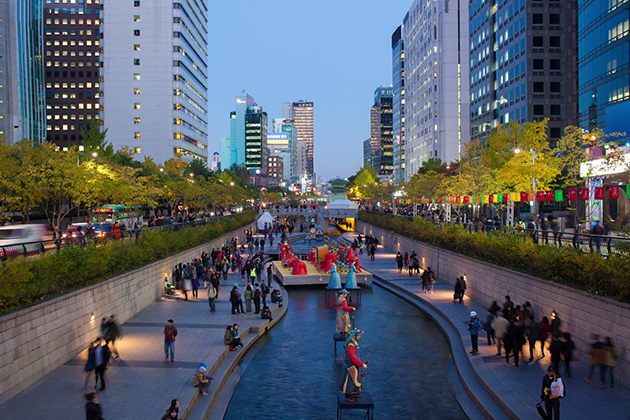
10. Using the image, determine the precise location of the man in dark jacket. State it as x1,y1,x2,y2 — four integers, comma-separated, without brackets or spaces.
105,315,121,359
549,332,563,373
85,392,105,420
94,339,111,391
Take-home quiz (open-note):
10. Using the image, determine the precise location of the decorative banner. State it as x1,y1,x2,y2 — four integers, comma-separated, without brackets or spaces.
610,185,620,199
498,194,503,203
594,186,604,200
456,196,461,203
489,194,494,203
463,196,469,204
568,188,577,201
520,192,528,202
627,184,630,196
546,191,554,202
432,199,435,204
528,192,536,201
537,191,546,202
502,194,508,203
554,190,563,202
580,188,589,201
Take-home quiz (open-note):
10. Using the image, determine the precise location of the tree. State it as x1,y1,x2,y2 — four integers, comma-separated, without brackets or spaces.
348,165,379,199
0,140,40,223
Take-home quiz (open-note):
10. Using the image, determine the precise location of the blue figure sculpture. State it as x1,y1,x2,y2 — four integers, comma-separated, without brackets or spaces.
328,262,341,289
344,261,358,289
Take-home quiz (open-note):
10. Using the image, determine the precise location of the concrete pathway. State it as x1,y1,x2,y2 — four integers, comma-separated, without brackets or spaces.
0,268,284,420
344,231,630,419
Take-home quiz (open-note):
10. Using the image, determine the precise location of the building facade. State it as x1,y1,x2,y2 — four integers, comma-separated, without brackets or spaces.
226,91,255,168
363,138,373,167
371,86,394,177
469,0,577,145
43,0,101,149
210,150,220,172
267,155,284,186
578,0,629,132
100,0,209,163
244,105,267,173
392,25,406,183
0,0,46,144
403,0,470,179
283,100,314,180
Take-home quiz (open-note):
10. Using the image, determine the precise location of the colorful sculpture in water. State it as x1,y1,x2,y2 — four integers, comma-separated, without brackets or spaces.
336,289,355,334
292,259,308,275
344,260,359,288
346,246,356,267
321,250,337,273
354,257,362,273
339,328,367,401
328,262,342,289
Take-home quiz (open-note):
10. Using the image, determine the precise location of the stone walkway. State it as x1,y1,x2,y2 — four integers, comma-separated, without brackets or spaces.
0,265,284,420
344,232,630,419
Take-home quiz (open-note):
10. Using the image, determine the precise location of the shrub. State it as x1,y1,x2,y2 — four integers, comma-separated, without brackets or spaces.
0,212,256,314
359,211,630,303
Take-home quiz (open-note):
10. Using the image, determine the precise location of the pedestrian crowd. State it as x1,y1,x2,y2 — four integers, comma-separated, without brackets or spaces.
352,234,378,260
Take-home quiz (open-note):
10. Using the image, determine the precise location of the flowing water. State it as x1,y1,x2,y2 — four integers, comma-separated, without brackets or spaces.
223,285,468,420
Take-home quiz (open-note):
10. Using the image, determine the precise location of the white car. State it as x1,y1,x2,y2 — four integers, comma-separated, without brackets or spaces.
0,224,52,259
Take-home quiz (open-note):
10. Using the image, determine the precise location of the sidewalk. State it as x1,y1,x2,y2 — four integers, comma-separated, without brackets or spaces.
343,232,630,419
0,269,284,420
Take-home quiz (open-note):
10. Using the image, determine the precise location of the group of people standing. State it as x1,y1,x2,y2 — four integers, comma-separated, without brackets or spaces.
354,234,378,260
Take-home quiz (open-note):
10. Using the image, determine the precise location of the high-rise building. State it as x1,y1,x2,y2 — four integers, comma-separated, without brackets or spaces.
270,118,297,183
244,105,268,173
100,0,209,163
267,155,284,186
392,26,406,183
0,1,46,144
43,1,101,149
403,0,470,178
226,92,255,168
469,0,577,145
363,138,374,167
210,150,220,172
220,136,231,170
283,100,314,180
371,86,394,177
578,0,629,132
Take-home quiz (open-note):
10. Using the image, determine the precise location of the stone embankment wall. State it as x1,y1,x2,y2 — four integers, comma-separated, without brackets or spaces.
358,220,630,387
0,222,255,405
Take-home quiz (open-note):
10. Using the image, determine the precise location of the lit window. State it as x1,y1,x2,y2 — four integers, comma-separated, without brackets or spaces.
134,147,141,153
134,44,140,51
134,15,140,22
133,73,140,80
134,88,141,95
134,117,141,124
134,103,141,110
134,132,141,139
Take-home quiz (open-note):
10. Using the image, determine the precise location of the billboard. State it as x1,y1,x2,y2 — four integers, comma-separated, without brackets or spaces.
268,133,289,145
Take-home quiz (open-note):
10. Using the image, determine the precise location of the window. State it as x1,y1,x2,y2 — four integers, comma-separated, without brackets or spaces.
134,29,140,36
134,132,141,139
533,105,544,115
533,59,544,70
550,82,561,92
134,44,140,51
550,59,561,70
134,73,141,80
134,0,140,6
134,103,141,109
550,105,561,115
134,147,142,154
550,36,560,47
533,82,544,92
134,59,140,65
549,14,560,25
134,117,141,124
133,15,140,22
550,127,562,138
533,36,543,47
533,14,543,24
134,88,141,95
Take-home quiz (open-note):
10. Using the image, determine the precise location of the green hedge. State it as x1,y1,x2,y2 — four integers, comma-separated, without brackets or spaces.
359,211,630,303
0,212,256,314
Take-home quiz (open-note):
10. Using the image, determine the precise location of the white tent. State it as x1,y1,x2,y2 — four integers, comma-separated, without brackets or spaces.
326,199,359,210
257,212,276,230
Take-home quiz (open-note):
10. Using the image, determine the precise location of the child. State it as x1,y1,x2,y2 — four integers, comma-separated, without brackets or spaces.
192,363,213,396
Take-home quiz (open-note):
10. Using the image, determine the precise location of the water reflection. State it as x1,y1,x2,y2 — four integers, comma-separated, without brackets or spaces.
224,285,467,420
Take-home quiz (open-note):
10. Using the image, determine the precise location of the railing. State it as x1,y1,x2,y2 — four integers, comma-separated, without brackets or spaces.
265,207,319,215
363,211,630,256
0,215,242,262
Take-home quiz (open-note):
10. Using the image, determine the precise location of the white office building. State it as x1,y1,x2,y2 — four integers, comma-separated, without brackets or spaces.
100,0,209,163
402,0,470,178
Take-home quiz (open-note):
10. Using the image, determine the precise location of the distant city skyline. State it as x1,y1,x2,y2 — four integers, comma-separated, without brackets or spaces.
207,0,413,182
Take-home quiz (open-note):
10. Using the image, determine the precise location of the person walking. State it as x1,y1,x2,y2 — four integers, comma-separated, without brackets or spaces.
244,282,253,314
267,263,273,286
105,315,121,359
230,286,240,314
468,311,481,356
603,337,616,388
221,257,230,282
164,319,178,362
85,392,105,420
191,276,200,299
261,280,269,307
549,332,563,373
561,333,575,378
421,268,430,293
541,366,565,420
585,335,606,387
454,277,465,303
483,310,496,345
207,282,217,313
491,311,509,356
85,340,97,389
395,252,404,273
253,283,262,314
539,316,553,358
527,316,541,361
93,338,110,391
260,238,265,252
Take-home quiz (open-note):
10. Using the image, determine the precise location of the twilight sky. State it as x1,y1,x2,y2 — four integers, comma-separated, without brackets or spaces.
207,0,412,182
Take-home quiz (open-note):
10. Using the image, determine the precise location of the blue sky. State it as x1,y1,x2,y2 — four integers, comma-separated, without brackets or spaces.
207,0,412,182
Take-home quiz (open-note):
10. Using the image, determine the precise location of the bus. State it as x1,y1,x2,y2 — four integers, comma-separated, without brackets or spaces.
92,205,144,231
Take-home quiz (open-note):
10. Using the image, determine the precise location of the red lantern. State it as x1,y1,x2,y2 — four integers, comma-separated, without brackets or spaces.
520,192,528,202
594,187,604,200
537,191,546,202
568,188,577,201
546,191,554,202
580,188,589,200
610,185,620,199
